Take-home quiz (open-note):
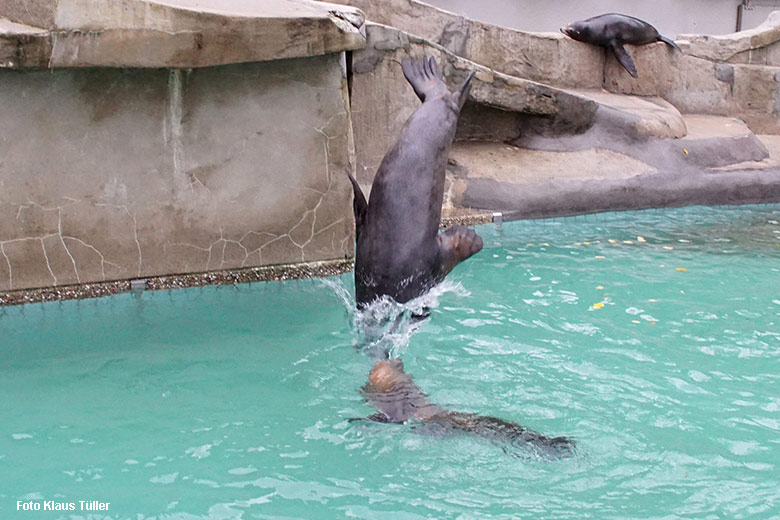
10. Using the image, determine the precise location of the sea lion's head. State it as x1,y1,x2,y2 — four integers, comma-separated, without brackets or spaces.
367,358,405,393
438,226,484,276
561,22,588,42
361,359,442,423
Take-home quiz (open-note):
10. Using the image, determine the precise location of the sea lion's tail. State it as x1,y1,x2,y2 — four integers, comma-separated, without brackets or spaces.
401,56,448,103
658,34,680,52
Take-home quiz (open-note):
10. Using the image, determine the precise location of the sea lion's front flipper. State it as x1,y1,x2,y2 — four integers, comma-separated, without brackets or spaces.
657,34,681,52
347,172,368,238
437,225,484,277
610,43,638,78
454,71,475,110
348,413,392,423
401,56,448,103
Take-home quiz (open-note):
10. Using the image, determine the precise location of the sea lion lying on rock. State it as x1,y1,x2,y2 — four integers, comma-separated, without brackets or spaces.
561,13,680,78
356,359,575,458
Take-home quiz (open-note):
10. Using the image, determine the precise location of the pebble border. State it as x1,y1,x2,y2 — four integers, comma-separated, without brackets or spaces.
0,259,354,307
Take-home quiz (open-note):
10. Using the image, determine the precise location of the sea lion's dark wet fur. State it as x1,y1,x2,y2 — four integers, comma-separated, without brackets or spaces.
349,57,483,307
358,359,575,458
562,13,680,78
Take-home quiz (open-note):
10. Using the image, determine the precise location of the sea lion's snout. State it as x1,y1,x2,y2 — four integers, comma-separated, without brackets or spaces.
437,225,484,276
458,228,483,259
562,25,580,38
470,231,484,256
457,227,483,257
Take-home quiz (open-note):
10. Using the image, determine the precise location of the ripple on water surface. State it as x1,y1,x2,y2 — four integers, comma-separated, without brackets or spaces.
1,204,779,519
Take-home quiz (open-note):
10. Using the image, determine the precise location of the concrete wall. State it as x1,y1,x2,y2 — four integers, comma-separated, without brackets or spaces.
0,53,354,292
424,0,744,36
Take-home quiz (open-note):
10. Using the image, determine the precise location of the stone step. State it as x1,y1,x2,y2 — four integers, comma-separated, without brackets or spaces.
450,115,770,190
675,115,770,168
566,88,687,139
446,114,780,219
714,134,780,171
512,110,769,170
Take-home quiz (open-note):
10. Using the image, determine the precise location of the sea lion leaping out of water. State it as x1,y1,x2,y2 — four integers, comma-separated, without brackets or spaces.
561,13,680,78
355,359,576,459
348,56,483,308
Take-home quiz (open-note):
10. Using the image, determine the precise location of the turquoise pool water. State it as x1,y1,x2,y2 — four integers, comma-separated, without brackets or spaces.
1,204,779,519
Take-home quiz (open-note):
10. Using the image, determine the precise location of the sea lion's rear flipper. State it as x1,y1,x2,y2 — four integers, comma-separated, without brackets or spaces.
657,34,681,52
401,56,448,103
347,171,368,237
610,43,638,78
453,414,577,459
437,225,484,277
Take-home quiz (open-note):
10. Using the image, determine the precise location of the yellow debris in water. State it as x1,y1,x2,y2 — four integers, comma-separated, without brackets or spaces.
527,243,534,246
632,320,641,324
592,302,604,310
676,267,688,272
595,255,606,259
637,236,646,243
583,241,592,245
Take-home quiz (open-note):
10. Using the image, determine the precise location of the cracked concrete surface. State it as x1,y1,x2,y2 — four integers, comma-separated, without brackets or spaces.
0,53,354,293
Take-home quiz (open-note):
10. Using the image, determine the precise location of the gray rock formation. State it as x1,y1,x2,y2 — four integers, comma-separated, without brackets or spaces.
340,0,780,220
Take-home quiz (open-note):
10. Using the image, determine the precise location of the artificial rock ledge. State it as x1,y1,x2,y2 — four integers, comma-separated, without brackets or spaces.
0,0,366,68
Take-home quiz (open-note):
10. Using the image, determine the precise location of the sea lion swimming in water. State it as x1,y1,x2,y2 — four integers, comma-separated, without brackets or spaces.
348,56,483,308
561,13,680,78
356,359,575,458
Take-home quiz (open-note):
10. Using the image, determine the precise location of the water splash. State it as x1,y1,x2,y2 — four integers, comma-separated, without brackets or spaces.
319,276,354,311
319,277,471,359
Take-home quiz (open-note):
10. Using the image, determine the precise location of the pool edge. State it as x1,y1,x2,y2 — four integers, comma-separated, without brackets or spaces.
0,259,355,307
0,213,497,307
